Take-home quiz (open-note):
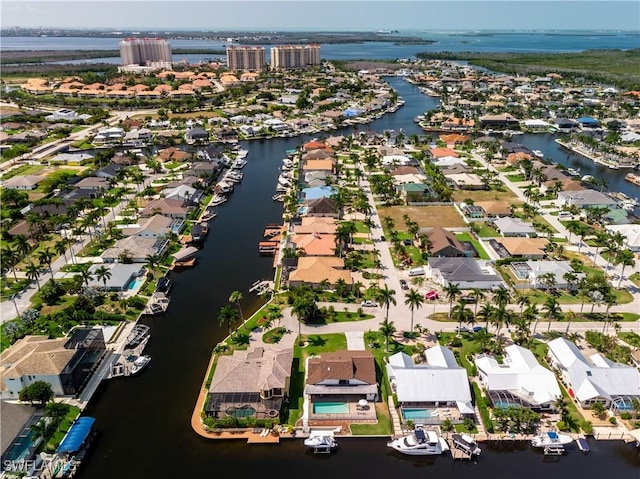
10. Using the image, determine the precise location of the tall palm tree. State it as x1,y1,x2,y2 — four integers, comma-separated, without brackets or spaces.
25,262,41,290
478,303,494,331
145,254,160,278
404,288,424,333
79,268,94,287
451,299,473,337
54,240,68,266
470,288,485,319
542,296,561,332
14,234,32,261
444,282,461,316
490,303,511,338
379,319,397,352
517,294,530,316
217,304,238,337
492,285,512,307
229,290,244,323
3,246,20,281
36,248,54,280
614,248,635,288
94,265,112,290
375,284,396,322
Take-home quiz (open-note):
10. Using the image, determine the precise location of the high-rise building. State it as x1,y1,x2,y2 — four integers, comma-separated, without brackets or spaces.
119,38,172,66
270,44,321,70
226,46,267,71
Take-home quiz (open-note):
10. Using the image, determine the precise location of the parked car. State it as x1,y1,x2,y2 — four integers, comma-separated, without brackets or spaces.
455,326,470,333
472,326,485,333
399,279,409,290
460,296,475,304
425,290,439,300
402,239,413,246
361,300,378,307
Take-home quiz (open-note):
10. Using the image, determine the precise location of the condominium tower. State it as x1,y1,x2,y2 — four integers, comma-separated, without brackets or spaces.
226,46,267,71
270,44,321,70
119,38,172,66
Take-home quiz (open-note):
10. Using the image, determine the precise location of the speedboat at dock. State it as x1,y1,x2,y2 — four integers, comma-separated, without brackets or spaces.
130,355,151,375
451,433,481,456
304,430,338,453
531,431,573,448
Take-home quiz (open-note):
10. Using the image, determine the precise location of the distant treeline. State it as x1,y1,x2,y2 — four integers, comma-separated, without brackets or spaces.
416,49,640,90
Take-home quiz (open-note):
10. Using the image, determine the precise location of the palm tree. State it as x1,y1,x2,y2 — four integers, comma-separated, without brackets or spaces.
444,282,461,316
542,296,561,332
15,234,32,261
564,310,576,334
614,248,635,288
492,285,512,307
451,299,473,337
25,262,41,290
3,246,20,281
379,319,397,352
470,288,485,319
229,290,244,323
54,240,69,266
36,248,54,280
145,254,160,278
94,265,112,290
517,294,530,315
79,268,94,287
490,303,511,338
217,304,238,337
375,284,396,322
404,289,424,333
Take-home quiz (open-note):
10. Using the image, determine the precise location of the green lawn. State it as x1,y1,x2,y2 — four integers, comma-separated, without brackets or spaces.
455,232,491,259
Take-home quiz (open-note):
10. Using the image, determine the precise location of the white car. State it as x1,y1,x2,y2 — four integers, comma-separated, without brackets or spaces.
361,300,378,307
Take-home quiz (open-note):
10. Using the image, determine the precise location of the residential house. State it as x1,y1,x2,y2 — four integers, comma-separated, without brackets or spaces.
95,164,123,180
605,224,640,252
73,177,109,190
397,183,437,204
162,184,204,206
0,329,106,399
446,173,486,190
474,200,512,218
205,347,293,420
557,190,618,209
547,337,640,411
185,128,210,144
492,217,537,237
427,257,504,290
291,233,336,256
101,236,169,263
2,175,43,190
490,237,549,259
121,214,183,238
475,344,561,411
305,197,340,218
292,217,337,235
288,256,352,289
523,260,585,290
425,227,466,257
87,263,145,291
306,350,378,404
141,198,191,219
386,346,473,420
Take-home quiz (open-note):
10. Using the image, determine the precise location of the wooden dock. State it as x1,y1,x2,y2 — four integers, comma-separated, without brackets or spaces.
450,447,472,461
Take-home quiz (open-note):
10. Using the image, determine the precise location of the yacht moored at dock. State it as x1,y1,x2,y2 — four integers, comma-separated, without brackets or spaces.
531,431,573,448
387,426,449,456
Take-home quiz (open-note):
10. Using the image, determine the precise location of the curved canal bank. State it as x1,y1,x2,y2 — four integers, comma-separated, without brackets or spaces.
78,77,640,479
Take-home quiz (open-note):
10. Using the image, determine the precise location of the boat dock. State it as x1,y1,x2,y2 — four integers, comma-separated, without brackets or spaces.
450,447,473,461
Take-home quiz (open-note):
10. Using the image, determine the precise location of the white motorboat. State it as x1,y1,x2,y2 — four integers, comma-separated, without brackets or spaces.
451,433,481,456
130,355,151,375
232,159,247,169
531,431,573,448
304,431,338,453
387,426,448,456
532,149,544,158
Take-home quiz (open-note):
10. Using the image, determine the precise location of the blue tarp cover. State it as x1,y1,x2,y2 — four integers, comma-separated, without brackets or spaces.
57,416,95,454
547,432,558,439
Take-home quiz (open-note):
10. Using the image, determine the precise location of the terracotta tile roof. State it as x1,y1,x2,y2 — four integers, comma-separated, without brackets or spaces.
307,350,376,385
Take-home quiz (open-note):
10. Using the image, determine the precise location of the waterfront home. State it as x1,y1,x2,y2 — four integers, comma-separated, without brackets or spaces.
87,263,145,292
386,346,473,422
432,156,467,168
205,347,293,420
287,256,352,289
301,186,337,201
605,224,640,252
475,344,561,411
292,217,337,235
185,127,210,144
471,200,512,218
291,233,337,257
141,198,192,219
306,350,378,404
479,113,520,129
490,237,549,259
427,257,504,290
101,236,169,263
162,184,204,206
546,338,640,412
492,216,537,237
557,190,618,209
0,329,106,399
157,147,191,163
424,227,466,257
93,127,124,145
305,197,340,218
121,214,184,238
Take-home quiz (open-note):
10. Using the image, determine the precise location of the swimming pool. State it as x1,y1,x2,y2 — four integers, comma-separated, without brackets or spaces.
313,402,349,414
401,408,439,421
127,277,146,291
226,405,256,418
493,400,520,409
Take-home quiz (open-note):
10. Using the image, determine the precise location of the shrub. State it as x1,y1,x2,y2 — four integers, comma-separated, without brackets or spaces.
580,420,593,435
609,416,617,425
556,421,568,431
441,419,453,432
620,412,632,420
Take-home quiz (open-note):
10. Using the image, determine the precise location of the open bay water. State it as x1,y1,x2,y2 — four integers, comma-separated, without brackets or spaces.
76,76,640,478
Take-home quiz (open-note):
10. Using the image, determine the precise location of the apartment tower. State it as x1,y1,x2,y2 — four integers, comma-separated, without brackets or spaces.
270,44,321,70
226,46,267,71
119,38,172,66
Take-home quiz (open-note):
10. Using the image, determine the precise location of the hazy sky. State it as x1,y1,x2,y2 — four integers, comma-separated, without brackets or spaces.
2,1,639,31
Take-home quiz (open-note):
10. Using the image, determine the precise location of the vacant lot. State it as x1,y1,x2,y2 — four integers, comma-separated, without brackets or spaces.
377,205,466,229
452,189,519,203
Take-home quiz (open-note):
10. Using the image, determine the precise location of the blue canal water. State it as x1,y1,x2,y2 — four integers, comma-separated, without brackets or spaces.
76,74,640,479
